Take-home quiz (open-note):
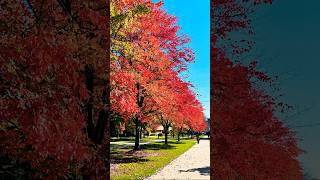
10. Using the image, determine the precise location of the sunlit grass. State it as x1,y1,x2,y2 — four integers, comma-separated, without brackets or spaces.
110,139,196,180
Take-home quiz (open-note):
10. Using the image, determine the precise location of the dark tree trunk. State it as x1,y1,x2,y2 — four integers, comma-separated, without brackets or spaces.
94,84,109,144
189,130,193,139
134,118,140,150
196,133,200,144
177,127,183,142
164,126,169,145
84,65,108,144
134,82,143,150
139,127,142,139
164,130,168,144
94,110,107,144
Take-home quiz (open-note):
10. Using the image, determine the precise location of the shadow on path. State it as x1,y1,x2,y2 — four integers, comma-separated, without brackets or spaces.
179,166,210,176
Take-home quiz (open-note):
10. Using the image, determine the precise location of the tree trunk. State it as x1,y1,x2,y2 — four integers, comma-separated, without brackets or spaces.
164,127,168,145
94,110,107,144
196,133,200,144
135,82,144,149
178,131,180,142
134,119,140,150
189,130,193,139
164,131,168,144
139,127,142,139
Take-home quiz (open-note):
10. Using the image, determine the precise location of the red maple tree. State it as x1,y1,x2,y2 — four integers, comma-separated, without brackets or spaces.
1,0,109,178
111,0,206,149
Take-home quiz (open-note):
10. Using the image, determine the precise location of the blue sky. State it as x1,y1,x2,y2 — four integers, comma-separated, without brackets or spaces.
159,0,210,118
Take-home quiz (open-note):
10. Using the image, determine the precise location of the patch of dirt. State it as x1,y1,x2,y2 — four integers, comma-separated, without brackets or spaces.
110,163,119,171
110,164,120,176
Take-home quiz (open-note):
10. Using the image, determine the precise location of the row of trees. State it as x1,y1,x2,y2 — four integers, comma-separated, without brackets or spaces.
0,0,206,178
110,0,207,150
211,0,303,179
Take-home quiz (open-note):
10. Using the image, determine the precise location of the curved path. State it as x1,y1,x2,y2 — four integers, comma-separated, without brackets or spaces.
146,139,210,180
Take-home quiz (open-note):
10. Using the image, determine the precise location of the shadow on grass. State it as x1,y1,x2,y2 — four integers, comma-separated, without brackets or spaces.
111,137,135,142
140,142,176,150
171,141,187,144
110,151,150,164
179,166,210,176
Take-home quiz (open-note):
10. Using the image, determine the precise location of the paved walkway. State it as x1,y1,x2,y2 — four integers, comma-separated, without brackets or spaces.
146,139,210,180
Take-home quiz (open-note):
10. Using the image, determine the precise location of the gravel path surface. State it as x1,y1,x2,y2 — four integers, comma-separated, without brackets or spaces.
146,139,210,180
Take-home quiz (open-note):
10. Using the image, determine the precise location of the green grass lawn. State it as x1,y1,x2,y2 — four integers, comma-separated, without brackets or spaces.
199,134,209,139
111,135,192,143
110,139,196,180
111,136,163,144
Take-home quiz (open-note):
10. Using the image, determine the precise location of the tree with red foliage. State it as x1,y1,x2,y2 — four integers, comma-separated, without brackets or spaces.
111,0,206,149
211,0,303,179
1,0,109,178
157,78,206,144
212,56,302,179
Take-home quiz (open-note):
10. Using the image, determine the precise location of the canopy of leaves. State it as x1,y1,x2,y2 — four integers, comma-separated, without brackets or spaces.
1,0,108,178
110,0,206,132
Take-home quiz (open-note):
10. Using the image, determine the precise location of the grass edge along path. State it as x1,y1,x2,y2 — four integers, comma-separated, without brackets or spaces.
110,139,196,180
